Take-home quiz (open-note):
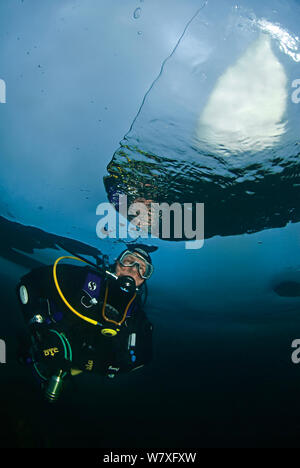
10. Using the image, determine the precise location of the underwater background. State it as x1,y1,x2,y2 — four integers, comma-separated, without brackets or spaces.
0,0,300,448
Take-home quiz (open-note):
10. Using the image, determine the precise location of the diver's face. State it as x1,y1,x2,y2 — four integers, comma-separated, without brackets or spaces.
115,258,146,288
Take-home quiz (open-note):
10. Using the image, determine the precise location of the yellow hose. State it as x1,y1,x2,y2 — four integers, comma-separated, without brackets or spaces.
53,256,136,328
53,256,99,326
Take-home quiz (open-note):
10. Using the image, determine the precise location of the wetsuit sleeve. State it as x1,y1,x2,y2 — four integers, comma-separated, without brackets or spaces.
17,264,89,322
17,265,55,323
16,264,90,377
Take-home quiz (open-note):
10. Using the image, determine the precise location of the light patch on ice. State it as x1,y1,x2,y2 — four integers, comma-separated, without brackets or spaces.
196,34,288,154
257,19,300,62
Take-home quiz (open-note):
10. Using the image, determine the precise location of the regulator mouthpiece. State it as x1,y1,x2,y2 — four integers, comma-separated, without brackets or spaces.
118,275,136,294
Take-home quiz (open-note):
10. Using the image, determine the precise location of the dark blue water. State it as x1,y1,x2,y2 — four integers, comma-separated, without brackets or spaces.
0,0,300,448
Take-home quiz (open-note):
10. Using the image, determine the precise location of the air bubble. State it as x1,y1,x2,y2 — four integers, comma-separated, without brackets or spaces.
133,7,141,19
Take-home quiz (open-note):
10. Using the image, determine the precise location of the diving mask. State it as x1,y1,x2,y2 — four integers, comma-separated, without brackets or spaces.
118,250,153,280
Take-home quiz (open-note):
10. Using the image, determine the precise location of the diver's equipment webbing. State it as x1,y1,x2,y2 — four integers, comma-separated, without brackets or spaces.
101,283,136,326
53,256,136,328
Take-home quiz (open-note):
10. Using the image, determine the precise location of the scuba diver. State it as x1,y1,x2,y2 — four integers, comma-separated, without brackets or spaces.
16,245,154,402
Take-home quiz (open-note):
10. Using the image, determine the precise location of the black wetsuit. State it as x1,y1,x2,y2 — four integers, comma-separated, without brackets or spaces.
17,263,153,379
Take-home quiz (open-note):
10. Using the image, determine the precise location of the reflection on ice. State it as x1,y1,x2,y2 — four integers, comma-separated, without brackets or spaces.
257,19,300,62
104,3,300,241
196,35,288,154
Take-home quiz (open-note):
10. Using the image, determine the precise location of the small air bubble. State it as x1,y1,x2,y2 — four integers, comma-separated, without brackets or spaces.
133,7,141,19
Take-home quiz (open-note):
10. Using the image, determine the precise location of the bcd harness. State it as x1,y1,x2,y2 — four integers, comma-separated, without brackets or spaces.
53,256,137,337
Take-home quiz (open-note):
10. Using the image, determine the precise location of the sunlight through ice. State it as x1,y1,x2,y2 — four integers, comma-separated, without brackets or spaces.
196,34,288,154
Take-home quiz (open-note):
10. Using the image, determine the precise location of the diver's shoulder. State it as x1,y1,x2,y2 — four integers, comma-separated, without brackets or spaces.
20,264,53,284
19,263,103,290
